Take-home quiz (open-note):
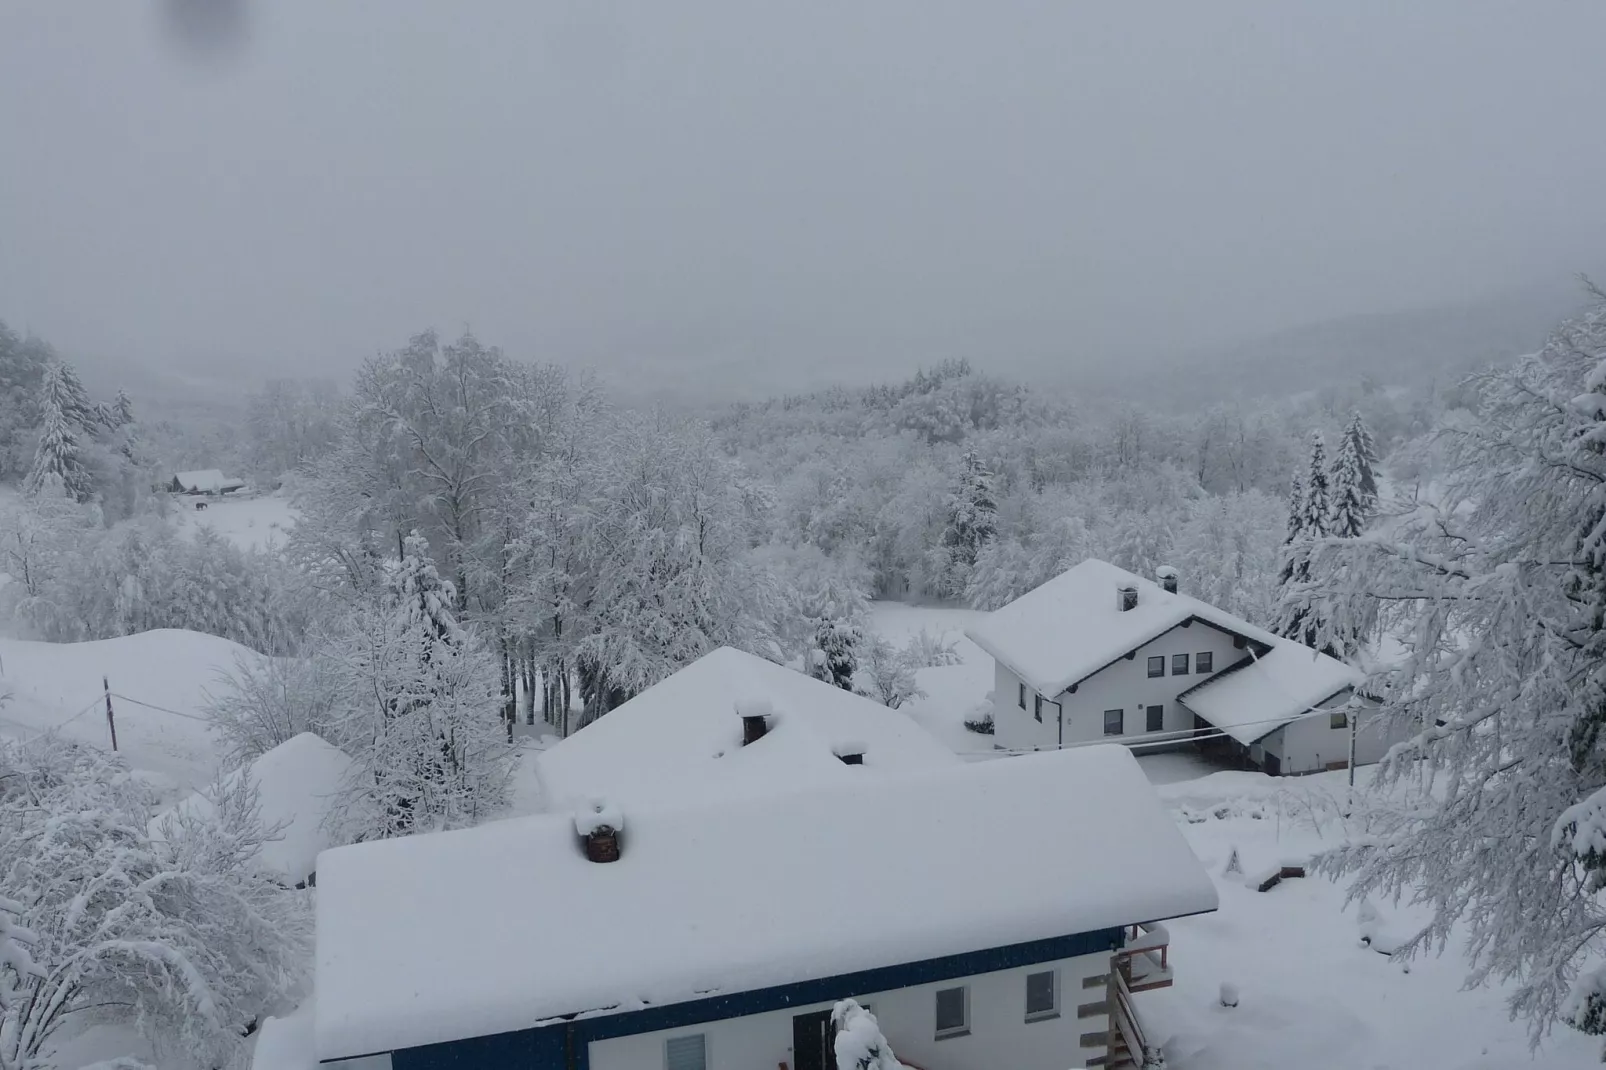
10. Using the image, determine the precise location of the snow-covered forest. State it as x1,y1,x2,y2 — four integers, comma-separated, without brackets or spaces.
4,285,1606,1069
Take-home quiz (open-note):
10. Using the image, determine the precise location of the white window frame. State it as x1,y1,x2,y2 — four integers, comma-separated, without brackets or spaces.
1024,968,1060,1022
934,984,970,1039
664,1033,708,1070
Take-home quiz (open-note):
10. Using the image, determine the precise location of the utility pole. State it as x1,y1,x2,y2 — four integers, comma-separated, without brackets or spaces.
1348,702,1358,789
103,676,118,752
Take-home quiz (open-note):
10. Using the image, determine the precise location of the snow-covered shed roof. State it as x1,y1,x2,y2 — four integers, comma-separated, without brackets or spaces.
965,559,1287,698
149,732,354,885
534,646,959,812
1177,644,1362,746
173,469,229,492
314,745,1218,1060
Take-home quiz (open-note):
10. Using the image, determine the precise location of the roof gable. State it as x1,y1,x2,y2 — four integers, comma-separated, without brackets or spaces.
314,745,1218,1060
965,559,1275,697
534,646,958,812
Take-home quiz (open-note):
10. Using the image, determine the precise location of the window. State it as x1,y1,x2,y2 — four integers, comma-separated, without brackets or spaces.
1025,970,1059,1021
1146,704,1164,732
1172,652,1189,675
1330,711,1349,730
1146,655,1165,678
1033,694,1043,723
1196,650,1213,674
1018,682,1026,709
935,986,969,1038
665,1035,706,1070
1104,709,1124,735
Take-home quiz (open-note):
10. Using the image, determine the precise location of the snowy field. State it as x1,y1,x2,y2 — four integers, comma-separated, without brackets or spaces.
0,628,261,803
169,491,299,551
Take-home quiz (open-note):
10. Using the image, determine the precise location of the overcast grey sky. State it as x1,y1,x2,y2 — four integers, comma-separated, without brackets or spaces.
3,1,1605,395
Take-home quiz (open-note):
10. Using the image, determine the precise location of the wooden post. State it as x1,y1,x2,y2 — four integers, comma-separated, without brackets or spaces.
103,676,118,752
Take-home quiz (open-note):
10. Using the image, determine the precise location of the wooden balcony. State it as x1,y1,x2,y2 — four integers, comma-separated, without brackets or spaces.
1113,921,1172,992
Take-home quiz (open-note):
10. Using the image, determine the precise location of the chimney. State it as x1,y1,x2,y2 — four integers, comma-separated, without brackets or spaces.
576,800,623,863
834,740,867,766
1156,566,1179,595
736,697,775,746
1117,584,1138,612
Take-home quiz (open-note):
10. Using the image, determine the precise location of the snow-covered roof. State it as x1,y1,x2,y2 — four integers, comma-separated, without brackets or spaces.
150,732,355,885
1177,645,1362,746
173,469,229,492
534,646,959,812
965,558,1286,697
314,745,1218,1060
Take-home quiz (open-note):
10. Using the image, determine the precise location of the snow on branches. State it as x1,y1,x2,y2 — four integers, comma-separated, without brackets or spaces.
1305,286,1606,1047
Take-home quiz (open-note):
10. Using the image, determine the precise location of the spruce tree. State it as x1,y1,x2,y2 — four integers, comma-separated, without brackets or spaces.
1330,412,1378,538
23,363,94,504
934,449,998,598
1275,433,1334,651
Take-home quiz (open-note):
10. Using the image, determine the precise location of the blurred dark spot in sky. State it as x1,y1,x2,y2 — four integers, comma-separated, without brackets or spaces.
160,0,251,63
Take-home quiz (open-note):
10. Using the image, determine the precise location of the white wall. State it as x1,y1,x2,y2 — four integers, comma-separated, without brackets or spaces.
993,661,1058,751
586,952,1112,1070
1261,701,1401,775
1053,621,1245,745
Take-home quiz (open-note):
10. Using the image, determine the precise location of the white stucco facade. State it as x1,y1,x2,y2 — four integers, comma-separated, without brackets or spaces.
586,952,1112,1070
993,620,1246,751
1257,700,1399,775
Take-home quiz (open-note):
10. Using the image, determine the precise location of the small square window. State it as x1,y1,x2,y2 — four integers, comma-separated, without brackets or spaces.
1330,711,1349,730
1104,709,1124,736
1033,694,1043,723
1018,682,1026,709
935,986,969,1038
1025,970,1059,1021
1146,704,1164,732
1146,655,1165,678
665,1035,706,1070
1196,651,1214,674
1172,652,1190,675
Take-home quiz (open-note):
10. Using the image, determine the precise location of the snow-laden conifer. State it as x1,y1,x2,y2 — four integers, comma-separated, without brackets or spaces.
23,363,94,504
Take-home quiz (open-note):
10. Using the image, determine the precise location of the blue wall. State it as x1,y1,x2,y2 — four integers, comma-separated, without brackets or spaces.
387,927,1123,1070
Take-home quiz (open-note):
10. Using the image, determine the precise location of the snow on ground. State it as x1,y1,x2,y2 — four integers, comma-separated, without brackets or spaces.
169,491,299,552
867,601,995,756
1148,768,1601,1069
0,629,263,803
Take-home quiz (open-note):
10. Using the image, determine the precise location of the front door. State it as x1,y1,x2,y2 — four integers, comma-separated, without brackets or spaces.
793,1009,837,1070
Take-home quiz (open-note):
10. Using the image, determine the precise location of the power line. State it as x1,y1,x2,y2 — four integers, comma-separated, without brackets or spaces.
108,693,210,723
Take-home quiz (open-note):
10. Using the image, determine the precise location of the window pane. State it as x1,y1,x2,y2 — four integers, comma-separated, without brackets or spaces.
936,987,967,1033
1197,651,1213,673
666,1035,706,1070
1172,653,1189,675
1330,711,1349,729
1034,695,1043,722
1146,655,1164,678
1104,709,1123,735
1146,705,1164,732
1018,683,1026,709
1026,970,1057,1017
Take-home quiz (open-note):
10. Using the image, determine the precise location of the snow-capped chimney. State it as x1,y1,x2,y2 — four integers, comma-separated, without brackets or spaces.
736,697,774,746
835,740,867,766
1156,565,1179,595
576,800,623,864
1117,584,1139,612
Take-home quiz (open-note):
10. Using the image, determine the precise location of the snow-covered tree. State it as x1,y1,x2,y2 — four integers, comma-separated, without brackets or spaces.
0,735,309,1070
831,999,903,1070
324,536,514,839
23,362,95,504
1275,433,1334,650
1329,411,1378,539
1304,288,1606,1048
931,449,998,598
861,634,925,710
809,616,863,690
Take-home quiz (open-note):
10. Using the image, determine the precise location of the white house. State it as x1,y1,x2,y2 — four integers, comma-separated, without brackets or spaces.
966,559,1387,776
534,646,959,813
149,732,355,889
312,745,1217,1070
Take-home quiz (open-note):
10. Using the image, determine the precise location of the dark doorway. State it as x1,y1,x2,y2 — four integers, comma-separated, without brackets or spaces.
793,1009,837,1070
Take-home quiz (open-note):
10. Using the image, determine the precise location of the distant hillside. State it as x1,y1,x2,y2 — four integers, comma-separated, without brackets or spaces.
1066,285,1588,406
